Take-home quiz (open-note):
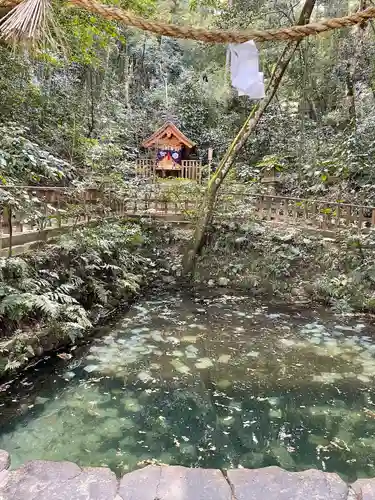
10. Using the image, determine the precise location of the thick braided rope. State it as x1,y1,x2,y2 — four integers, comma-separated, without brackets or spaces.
1,0,375,43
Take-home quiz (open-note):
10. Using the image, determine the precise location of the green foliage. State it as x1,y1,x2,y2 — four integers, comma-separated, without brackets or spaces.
0,0,375,332
196,222,375,313
0,123,74,185
0,222,154,340
0,0,373,200
59,10,126,67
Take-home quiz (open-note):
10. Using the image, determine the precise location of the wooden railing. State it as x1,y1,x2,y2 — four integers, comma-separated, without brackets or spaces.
216,193,375,232
0,186,114,249
181,160,202,182
1,186,375,253
135,159,202,182
135,159,155,180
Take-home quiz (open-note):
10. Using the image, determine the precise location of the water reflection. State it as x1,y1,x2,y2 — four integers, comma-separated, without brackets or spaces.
1,293,375,480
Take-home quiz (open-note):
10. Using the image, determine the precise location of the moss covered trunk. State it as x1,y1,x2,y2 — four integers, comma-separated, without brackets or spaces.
182,0,317,275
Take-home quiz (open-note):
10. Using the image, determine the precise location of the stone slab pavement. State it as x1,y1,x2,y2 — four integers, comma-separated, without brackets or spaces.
0,450,373,500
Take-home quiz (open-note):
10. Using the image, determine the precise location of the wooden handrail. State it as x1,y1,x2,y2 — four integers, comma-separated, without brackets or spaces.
2,185,374,210
1,185,375,246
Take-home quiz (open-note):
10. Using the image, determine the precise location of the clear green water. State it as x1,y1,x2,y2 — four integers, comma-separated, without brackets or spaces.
1,292,375,481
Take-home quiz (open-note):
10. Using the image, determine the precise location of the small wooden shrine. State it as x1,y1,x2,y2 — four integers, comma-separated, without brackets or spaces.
136,122,202,182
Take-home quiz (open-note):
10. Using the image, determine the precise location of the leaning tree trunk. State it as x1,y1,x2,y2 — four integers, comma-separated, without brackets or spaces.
346,0,368,127
182,0,317,275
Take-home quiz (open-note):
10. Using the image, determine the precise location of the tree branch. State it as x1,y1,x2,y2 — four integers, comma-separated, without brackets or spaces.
182,0,317,275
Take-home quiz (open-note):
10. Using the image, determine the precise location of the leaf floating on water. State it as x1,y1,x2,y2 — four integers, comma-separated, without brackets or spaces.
218,354,231,364
334,325,356,333
118,417,135,430
357,374,371,383
177,364,190,375
167,336,180,345
185,350,198,359
185,345,198,353
221,416,234,425
235,326,245,332
57,353,72,360
312,373,342,384
137,371,152,382
34,397,49,405
267,397,279,407
180,443,196,456
123,398,142,412
195,358,214,369
63,371,76,380
271,444,296,469
247,351,259,358
131,346,148,354
269,409,282,419
280,338,296,347
217,379,231,389
181,336,198,343
149,363,161,370
170,359,191,374
308,434,329,446
150,333,164,342
84,365,99,373
240,451,264,468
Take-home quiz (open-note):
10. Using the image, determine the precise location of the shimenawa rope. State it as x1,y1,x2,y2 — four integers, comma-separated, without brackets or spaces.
1,0,375,43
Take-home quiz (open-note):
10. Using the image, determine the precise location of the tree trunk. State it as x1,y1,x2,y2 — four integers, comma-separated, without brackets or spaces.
224,0,233,80
346,0,368,126
182,0,317,275
86,68,96,138
7,206,12,258
346,60,356,125
124,52,132,110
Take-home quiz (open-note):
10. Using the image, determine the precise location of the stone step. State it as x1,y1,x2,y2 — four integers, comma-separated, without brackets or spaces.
0,449,372,500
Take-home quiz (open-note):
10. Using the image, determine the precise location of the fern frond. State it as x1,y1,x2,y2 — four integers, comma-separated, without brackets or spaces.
18,277,51,293
5,359,22,371
60,322,86,343
25,294,60,318
102,263,122,273
58,283,76,294
0,293,34,320
59,304,92,328
45,291,78,305
92,283,108,305
117,277,140,294
0,284,19,298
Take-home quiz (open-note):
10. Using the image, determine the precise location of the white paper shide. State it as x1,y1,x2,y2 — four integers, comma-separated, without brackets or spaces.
229,40,265,99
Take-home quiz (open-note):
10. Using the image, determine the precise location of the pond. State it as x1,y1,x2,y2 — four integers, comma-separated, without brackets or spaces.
1,292,375,481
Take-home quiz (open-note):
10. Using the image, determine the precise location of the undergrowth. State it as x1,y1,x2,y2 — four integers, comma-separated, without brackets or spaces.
197,222,375,314
0,220,174,373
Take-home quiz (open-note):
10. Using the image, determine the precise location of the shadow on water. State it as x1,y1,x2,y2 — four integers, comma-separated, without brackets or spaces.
1,291,375,481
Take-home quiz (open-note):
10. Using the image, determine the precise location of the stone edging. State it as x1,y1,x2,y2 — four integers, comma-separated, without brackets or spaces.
0,449,373,499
